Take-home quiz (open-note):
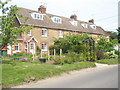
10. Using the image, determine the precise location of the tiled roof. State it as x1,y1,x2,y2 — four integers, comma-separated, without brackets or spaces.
16,7,108,35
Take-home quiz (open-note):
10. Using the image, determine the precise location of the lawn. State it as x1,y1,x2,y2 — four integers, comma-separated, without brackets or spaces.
97,59,118,65
2,60,96,88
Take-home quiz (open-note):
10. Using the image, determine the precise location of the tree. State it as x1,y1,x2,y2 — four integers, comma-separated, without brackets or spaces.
50,33,90,54
117,27,120,43
0,0,32,48
107,31,118,40
96,36,117,52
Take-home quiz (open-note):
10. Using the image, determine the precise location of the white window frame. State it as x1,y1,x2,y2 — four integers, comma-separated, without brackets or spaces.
31,12,43,20
41,43,47,51
51,16,62,23
27,30,31,36
81,23,88,28
42,28,47,37
70,20,77,26
58,31,63,38
90,24,96,29
15,43,19,51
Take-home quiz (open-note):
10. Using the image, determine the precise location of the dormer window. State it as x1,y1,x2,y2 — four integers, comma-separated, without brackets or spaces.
31,12,43,20
90,24,96,29
81,23,88,28
51,16,62,23
70,20,77,26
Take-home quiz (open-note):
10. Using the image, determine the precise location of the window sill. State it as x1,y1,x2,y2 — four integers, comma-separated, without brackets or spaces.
59,36,63,38
13,50,20,53
42,35,47,37
41,49,48,52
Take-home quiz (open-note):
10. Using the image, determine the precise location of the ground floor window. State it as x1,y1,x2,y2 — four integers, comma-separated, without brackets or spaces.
42,43,47,51
15,43,19,51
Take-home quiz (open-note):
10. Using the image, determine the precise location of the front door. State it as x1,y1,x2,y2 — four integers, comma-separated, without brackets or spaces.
30,42,35,54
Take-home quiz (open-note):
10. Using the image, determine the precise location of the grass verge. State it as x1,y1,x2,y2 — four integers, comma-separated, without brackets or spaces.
2,61,95,88
97,59,118,65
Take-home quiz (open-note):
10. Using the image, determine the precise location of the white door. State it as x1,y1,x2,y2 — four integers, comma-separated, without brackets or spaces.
30,42,35,54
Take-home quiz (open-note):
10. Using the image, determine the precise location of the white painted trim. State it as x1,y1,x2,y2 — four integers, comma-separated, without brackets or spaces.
15,43,19,51
42,28,47,37
58,31,63,38
30,42,36,54
41,43,48,51
27,30,32,36
7,44,12,55
16,15,22,24
28,36,38,42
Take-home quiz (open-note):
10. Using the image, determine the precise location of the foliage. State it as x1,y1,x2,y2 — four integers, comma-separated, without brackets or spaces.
0,0,32,47
96,36,117,52
116,27,120,43
10,52,33,60
96,50,106,60
54,52,88,64
2,61,96,88
97,59,118,65
107,31,118,40
36,46,41,56
50,33,90,54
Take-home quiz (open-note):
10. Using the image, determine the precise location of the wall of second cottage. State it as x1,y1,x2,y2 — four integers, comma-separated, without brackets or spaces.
29,27,104,50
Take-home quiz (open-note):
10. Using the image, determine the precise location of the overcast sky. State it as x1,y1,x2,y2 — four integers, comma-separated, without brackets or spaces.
2,0,119,32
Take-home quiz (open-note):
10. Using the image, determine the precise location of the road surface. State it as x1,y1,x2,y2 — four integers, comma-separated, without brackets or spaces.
14,64,118,88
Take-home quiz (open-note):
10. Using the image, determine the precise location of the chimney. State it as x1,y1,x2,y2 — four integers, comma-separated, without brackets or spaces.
89,19,94,24
70,14,77,20
38,5,46,14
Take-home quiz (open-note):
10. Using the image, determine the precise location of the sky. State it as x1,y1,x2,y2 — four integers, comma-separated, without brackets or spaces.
1,0,119,32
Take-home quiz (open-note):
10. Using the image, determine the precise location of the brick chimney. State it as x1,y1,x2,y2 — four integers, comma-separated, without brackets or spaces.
89,19,94,24
38,5,46,14
70,14,77,20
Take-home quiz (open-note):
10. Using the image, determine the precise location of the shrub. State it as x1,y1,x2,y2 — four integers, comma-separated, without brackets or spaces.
53,52,85,64
11,52,32,58
36,46,41,56
11,52,26,58
96,50,106,60
54,56,65,65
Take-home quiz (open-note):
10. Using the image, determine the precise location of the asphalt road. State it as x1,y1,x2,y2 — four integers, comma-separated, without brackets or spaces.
15,65,118,88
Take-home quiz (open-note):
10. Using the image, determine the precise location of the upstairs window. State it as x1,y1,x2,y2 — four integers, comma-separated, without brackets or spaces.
51,16,62,23
42,28,47,37
27,30,31,36
81,23,88,28
70,20,77,26
58,31,63,38
90,24,96,29
31,12,43,20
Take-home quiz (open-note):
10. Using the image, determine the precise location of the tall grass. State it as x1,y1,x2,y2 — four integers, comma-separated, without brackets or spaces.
97,59,118,65
2,61,95,88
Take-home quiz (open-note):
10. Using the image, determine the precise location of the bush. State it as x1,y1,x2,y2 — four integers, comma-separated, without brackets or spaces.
54,56,65,65
96,50,106,60
11,52,26,57
53,52,85,64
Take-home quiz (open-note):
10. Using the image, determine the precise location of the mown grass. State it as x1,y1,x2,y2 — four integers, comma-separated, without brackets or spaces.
97,59,118,65
2,61,96,88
